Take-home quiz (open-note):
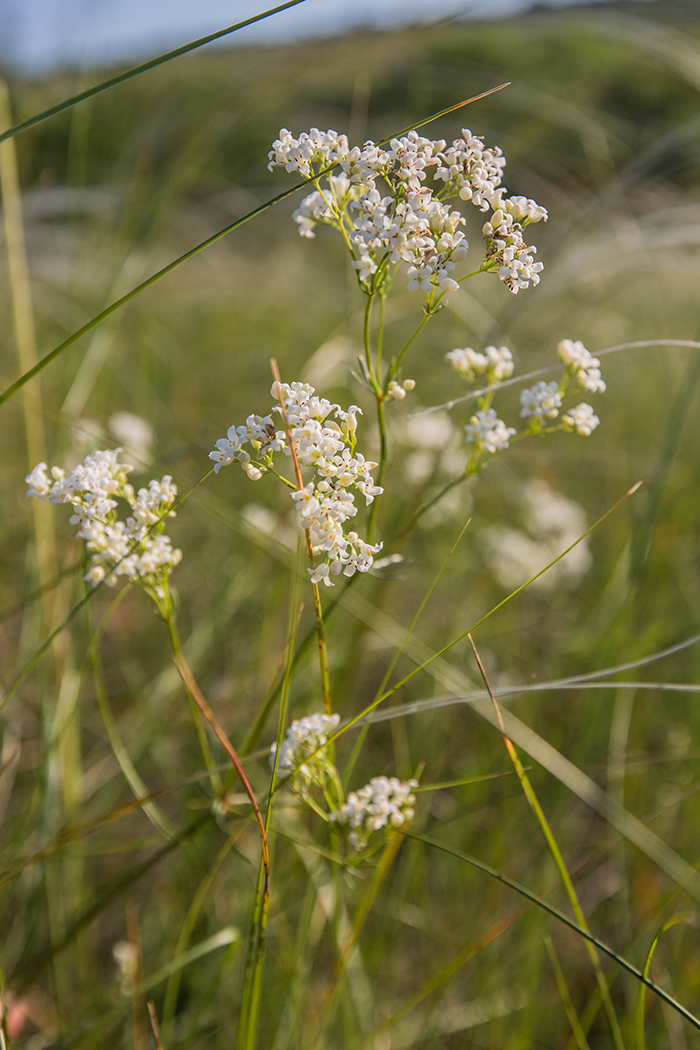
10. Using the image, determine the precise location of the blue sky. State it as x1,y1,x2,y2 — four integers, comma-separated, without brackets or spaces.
1,0,652,73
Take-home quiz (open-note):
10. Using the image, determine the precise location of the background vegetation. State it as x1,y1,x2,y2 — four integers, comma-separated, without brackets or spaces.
2,0,700,1046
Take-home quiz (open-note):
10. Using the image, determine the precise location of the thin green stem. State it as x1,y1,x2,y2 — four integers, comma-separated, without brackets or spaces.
636,917,689,1050
0,1,306,146
468,635,625,1050
404,830,700,1033
385,304,437,387
0,85,509,407
240,569,302,1050
363,292,376,382
367,396,386,544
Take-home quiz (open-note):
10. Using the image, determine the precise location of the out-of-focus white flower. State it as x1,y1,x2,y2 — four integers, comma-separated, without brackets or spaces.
557,339,606,393
387,379,415,400
333,776,419,850
113,941,138,996
520,381,562,422
446,347,488,381
480,479,592,592
465,409,516,453
109,412,154,467
563,403,600,436
270,713,340,792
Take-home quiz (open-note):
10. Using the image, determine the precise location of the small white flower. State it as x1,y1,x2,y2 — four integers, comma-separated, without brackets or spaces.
520,381,562,421
332,776,419,850
465,409,516,453
563,403,600,436
557,339,606,393
270,713,341,791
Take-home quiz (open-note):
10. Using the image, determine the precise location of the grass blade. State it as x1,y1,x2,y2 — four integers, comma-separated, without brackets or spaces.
0,86,509,409
404,830,700,1033
0,1,306,146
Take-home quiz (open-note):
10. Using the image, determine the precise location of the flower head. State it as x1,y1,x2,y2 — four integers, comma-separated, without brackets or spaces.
563,403,600,436
465,409,516,453
520,381,562,422
332,776,419,850
270,713,341,793
25,450,181,603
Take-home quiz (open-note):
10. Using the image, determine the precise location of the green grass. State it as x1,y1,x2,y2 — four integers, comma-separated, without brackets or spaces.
2,2,700,1047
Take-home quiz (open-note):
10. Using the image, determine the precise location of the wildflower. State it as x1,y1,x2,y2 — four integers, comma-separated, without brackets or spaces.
465,409,516,453
270,125,545,297
519,381,562,422
25,450,182,599
563,403,600,436
270,713,340,792
210,381,384,585
557,339,606,393
434,128,506,209
332,776,419,850
387,379,415,400
482,209,544,294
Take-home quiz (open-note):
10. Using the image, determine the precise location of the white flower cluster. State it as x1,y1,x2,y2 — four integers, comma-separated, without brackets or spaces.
270,713,340,791
25,451,181,593
209,381,383,586
446,344,514,384
268,127,352,177
557,339,606,393
269,126,547,296
482,204,544,294
519,380,562,422
333,776,419,850
465,409,516,453
445,336,604,465
562,402,600,436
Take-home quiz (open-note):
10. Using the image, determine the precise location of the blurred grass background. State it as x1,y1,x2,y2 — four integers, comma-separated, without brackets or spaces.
2,1,700,1046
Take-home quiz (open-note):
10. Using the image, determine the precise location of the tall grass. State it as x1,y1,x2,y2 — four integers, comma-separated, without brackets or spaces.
2,3,700,1048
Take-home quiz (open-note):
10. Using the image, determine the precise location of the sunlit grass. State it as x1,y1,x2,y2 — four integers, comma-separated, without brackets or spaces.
2,4,700,1048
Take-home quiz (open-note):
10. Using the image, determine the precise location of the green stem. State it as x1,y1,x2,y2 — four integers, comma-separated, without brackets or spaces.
239,573,302,1050
367,396,387,544
468,637,626,1050
385,303,438,387
363,292,375,382
636,917,689,1050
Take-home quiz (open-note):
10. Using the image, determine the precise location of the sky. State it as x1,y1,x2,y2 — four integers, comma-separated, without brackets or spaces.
0,0,652,73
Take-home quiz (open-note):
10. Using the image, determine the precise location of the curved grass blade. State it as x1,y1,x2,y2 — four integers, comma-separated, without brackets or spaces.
0,1,306,147
0,85,509,409
636,916,692,1050
404,829,700,1033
